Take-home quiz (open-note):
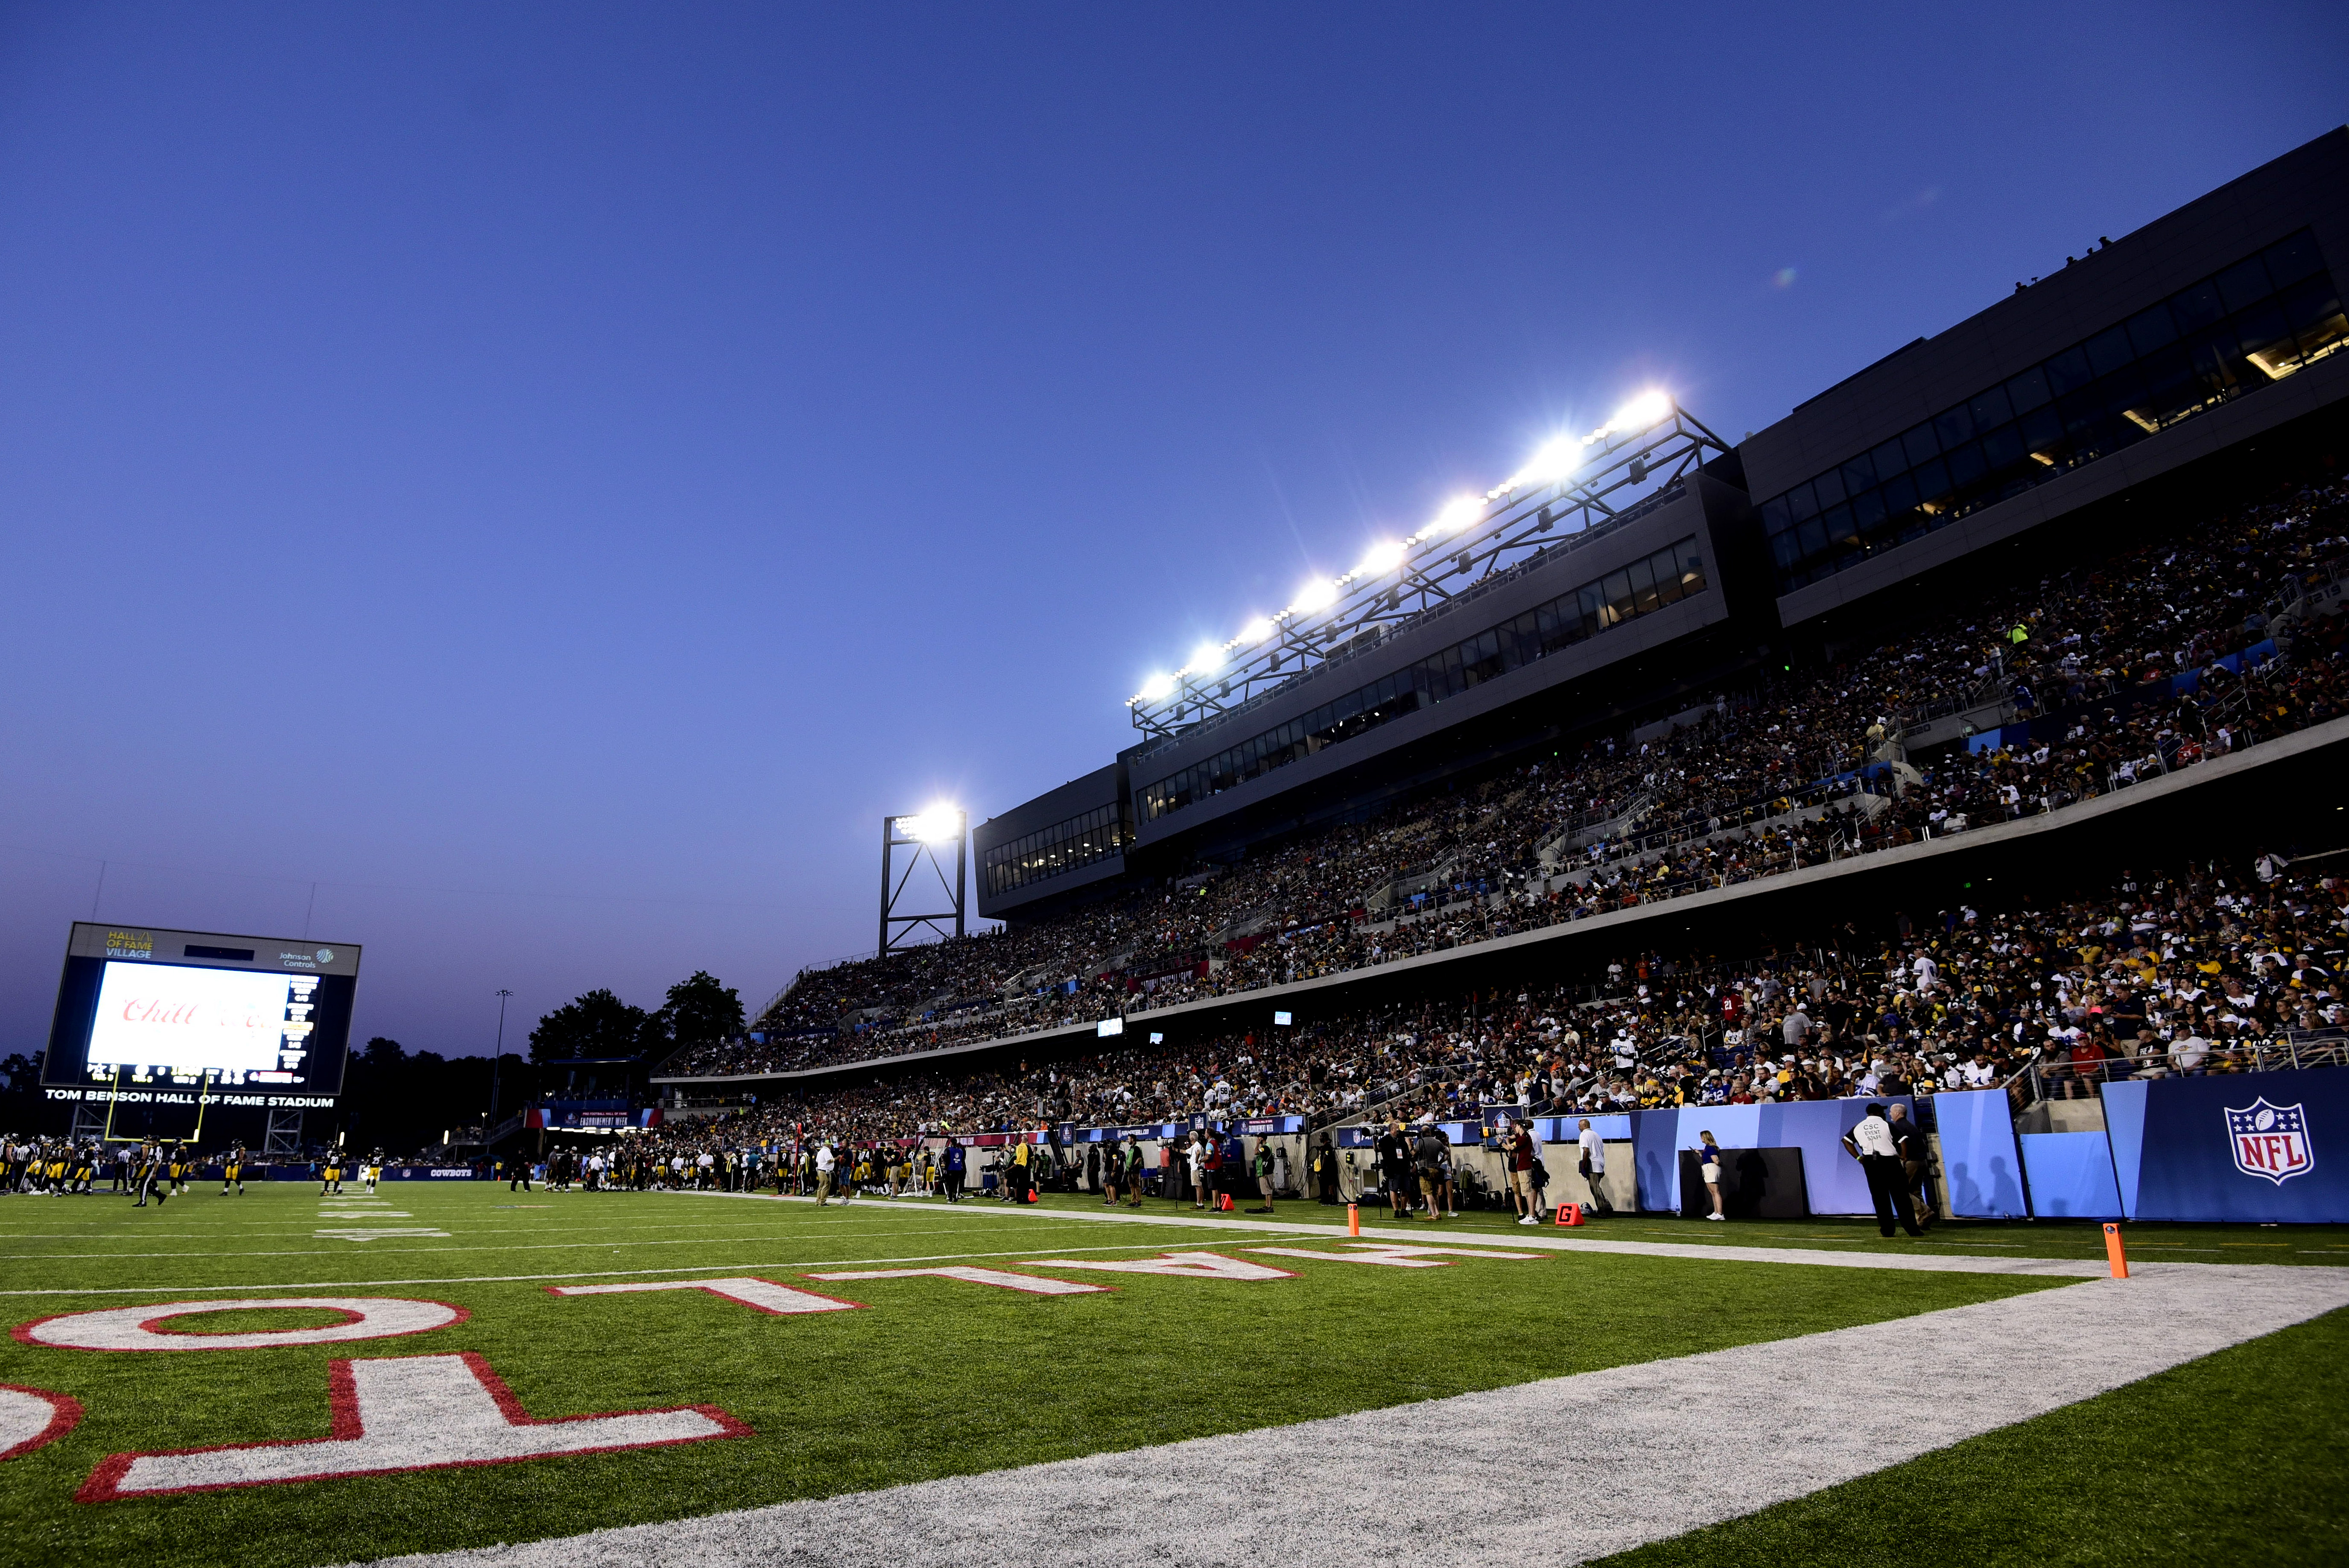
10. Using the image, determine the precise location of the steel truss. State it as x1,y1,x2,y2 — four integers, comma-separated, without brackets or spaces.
1127,400,1733,740
878,811,967,958
263,1107,305,1157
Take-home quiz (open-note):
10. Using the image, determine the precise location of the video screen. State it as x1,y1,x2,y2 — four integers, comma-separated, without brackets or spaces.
88,961,315,1077
45,923,359,1095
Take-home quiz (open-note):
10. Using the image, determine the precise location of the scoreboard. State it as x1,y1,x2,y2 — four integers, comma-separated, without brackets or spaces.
44,922,359,1097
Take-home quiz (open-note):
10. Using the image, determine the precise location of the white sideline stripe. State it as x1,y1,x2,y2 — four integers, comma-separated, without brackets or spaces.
663,1189,2118,1277
359,1264,2349,1568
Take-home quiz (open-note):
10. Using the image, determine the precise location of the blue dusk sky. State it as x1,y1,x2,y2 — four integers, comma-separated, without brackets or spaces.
2,3,2343,1055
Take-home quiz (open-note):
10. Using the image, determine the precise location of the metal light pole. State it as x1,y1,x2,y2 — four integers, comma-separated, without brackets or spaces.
878,808,967,958
489,989,514,1125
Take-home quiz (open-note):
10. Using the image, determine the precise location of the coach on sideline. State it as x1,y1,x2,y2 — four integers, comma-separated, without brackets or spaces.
1842,1104,1922,1238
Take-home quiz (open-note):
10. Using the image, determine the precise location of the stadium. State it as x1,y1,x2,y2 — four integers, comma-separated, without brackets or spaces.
7,110,2349,1568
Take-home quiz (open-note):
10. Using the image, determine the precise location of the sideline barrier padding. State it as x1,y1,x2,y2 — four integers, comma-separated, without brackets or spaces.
1935,1089,2029,1218
2102,1080,2149,1217
1676,1147,1807,1218
2019,1131,2124,1218
1629,1101,1904,1217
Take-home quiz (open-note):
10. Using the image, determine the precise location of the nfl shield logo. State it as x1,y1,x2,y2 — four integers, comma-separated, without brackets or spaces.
2224,1098,2314,1186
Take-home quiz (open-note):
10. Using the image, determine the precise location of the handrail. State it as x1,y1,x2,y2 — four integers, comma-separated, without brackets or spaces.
2023,1035,2346,1102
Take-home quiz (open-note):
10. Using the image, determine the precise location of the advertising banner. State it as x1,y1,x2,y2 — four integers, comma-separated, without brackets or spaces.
2125,1067,2347,1223
525,1107,663,1130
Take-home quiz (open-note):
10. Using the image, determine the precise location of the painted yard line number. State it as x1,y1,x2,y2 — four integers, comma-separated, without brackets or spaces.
5,1247,1540,1500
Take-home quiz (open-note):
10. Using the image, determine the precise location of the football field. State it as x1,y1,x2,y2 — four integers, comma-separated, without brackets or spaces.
1,1182,2345,1568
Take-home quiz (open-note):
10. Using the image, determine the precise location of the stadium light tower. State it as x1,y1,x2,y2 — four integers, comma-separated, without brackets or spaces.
1123,392,1733,739
879,806,967,958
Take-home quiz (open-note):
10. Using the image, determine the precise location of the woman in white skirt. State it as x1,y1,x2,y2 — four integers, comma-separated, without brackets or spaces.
1696,1131,1726,1220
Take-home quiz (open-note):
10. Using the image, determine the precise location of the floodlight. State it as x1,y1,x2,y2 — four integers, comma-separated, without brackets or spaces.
1240,616,1276,643
1434,496,1482,533
1140,672,1177,701
907,805,962,844
1513,433,1585,487
1614,389,1673,429
1356,539,1408,575
1291,578,1339,613
1189,643,1224,675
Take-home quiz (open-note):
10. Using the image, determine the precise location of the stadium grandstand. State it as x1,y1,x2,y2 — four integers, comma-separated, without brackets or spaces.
13,128,2349,1568
657,129,2349,1128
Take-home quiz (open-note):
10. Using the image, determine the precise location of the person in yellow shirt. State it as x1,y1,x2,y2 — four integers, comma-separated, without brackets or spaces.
1010,1137,1033,1203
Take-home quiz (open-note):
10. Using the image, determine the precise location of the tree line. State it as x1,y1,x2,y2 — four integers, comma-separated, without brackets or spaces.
339,970,743,1154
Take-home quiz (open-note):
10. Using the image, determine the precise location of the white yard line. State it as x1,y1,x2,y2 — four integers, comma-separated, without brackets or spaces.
361,1263,2349,1568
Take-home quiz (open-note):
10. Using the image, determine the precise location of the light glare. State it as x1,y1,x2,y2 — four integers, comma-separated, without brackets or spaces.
1141,672,1177,701
907,806,962,844
1292,578,1339,613
1356,540,1408,575
1189,643,1224,674
1614,389,1673,429
1435,496,1482,533
1513,434,1585,487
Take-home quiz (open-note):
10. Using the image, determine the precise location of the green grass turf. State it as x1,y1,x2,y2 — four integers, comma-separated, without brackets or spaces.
1589,1304,2349,1568
0,1180,2065,1567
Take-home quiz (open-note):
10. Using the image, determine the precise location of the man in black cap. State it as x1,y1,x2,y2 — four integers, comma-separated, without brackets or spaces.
1842,1102,1921,1237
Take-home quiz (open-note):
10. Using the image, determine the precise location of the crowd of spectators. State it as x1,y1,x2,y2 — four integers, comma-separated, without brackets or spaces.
667,473,2349,1083
626,853,2347,1172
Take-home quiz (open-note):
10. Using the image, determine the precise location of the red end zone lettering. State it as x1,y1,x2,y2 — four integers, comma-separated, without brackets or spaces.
547,1277,863,1314
1245,1244,1548,1267
1010,1252,1296,1280
16,1298,467,1352
803,1265,1109,1296
0,1385,84,1463
76,1352,748,1501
